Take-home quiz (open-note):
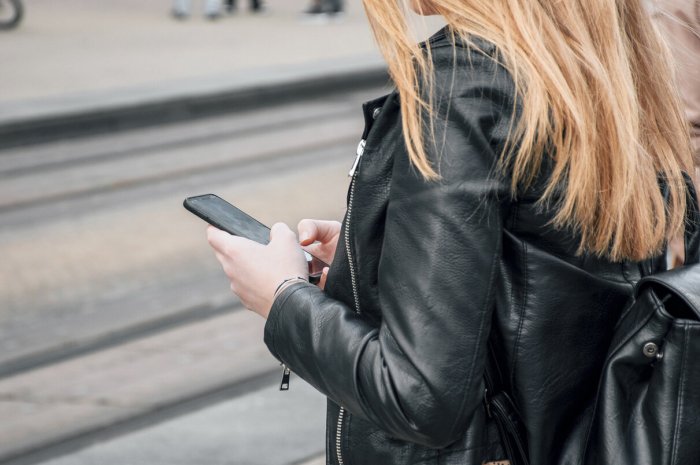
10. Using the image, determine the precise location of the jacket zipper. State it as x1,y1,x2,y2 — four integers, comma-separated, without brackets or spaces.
345,138,365,315
348,139,365,177
279,364,291,391
336,138,365,465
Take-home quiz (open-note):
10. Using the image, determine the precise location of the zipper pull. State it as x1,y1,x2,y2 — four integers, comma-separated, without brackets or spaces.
279,364,291,391
348,139,366,177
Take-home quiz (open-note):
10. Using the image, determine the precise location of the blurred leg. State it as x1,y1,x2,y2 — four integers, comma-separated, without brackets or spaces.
325,0,343,13
205,0,222,18
173,0,191,18
304,0,324,15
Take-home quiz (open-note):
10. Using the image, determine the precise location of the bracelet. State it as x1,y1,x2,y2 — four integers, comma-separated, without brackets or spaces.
273,276,308,300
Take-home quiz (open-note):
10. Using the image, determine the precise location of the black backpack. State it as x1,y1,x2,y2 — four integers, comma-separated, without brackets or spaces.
486,178,700,465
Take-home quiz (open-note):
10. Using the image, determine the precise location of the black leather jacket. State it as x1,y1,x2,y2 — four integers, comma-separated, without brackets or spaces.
264,29,657,465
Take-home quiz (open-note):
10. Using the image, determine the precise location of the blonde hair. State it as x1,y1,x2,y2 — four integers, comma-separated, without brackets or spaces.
362,0,695,262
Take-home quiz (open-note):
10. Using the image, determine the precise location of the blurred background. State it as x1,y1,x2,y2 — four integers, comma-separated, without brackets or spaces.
0,1,444,464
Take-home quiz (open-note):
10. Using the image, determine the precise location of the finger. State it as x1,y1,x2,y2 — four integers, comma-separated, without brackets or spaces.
269,222,296,244
207,226,231,254
298,219,339,245
214,251,227,265
318,266,329,290
302,241,323,257
207,226,250,255
213,251,234,275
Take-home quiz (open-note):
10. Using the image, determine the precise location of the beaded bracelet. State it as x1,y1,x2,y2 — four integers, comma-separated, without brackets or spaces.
273,276,308,300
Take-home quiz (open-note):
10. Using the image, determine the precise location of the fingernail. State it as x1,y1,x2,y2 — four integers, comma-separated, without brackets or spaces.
300,232,310,243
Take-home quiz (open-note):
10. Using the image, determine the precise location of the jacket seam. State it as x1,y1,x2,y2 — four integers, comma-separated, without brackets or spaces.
670,324,689,465
326,406,333,465
446,229,504,440
268,283,314,359
509,237,529,392
268,296,283,359
350,330,381,411
343,406,352,464
505,203,520,386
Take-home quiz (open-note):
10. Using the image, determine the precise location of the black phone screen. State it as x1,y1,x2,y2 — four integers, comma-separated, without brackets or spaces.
184,194,271,245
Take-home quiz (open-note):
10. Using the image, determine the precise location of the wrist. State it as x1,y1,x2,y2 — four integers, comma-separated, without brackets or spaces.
273,276,308,301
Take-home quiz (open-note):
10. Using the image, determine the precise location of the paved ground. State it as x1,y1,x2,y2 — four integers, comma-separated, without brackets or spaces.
0,80,377,465
38,379,327,465
0,89,370,372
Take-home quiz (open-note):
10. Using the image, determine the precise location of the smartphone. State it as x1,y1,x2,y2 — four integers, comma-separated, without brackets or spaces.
183,194,328,284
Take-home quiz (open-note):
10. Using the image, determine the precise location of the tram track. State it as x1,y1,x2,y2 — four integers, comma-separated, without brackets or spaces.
0,314,283,465
0,102,362,216
0,301,241,380
0,103,358,179
0,85,381,464
0,133,358,216
0,370,282,465
0,134,355,368
0,123,358,375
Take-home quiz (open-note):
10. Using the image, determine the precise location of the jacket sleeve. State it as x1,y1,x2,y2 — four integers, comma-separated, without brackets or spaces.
264,42,515,449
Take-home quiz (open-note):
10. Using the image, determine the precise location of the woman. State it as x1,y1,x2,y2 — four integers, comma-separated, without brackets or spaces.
206,0,695,464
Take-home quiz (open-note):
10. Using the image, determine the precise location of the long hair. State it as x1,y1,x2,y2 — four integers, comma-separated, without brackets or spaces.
362,0,695,262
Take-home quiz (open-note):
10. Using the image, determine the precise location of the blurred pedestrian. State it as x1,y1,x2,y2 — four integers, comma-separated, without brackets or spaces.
225,0,264,14
172,0,222,20
303,0,344,20
652,0,700,266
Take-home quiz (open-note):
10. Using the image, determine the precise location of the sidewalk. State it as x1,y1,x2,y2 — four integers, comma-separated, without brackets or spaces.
0,0,395,146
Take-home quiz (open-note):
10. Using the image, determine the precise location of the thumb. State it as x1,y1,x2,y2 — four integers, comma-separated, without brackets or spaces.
297,219,318,246
298,219,340,246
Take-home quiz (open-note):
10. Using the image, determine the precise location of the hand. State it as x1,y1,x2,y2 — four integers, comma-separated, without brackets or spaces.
298,219,341,289
207,223,308,319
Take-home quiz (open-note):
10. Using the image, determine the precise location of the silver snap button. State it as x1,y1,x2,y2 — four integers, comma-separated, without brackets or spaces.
372,107,381,119
643,342,659,359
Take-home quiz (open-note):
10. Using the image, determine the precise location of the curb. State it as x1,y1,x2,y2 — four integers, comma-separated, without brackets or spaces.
0,56,388,150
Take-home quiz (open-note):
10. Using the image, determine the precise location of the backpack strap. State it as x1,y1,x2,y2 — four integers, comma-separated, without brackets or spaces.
636,265,700,319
